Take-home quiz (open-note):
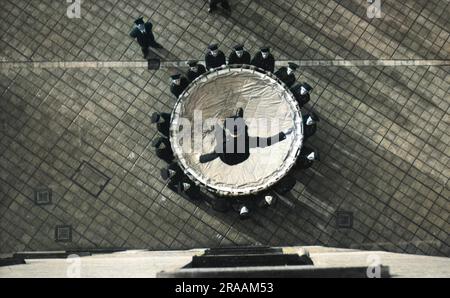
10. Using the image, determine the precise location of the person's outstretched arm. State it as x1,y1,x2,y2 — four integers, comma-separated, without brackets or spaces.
129,26,140,38
199,152,220,163
145,22,153,32
249,127,294,148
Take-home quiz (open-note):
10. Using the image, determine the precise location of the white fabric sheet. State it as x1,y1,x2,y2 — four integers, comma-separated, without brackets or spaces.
171,67,303,196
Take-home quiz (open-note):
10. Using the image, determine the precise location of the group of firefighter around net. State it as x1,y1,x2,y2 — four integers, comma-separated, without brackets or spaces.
150,43,320,220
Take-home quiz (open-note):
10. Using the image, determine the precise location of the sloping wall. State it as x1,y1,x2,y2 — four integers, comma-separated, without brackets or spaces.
1,247,449,278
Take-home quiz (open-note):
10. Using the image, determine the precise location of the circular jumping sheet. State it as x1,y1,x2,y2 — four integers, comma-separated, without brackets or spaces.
170,66,303,196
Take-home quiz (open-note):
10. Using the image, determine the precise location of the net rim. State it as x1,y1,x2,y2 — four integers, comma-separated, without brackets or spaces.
170,65,303,197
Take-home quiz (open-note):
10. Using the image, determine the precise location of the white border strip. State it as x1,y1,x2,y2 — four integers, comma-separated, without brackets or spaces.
1,60,449,69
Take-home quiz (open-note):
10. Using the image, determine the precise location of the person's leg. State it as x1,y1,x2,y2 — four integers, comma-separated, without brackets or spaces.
141,47,149,59
209,0,218,12
220,0,230,10
148,32,163,49
199,152,220,163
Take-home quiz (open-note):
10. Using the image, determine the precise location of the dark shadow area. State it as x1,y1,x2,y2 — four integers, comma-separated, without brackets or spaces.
1,0,448,258
169,58,449,256
123,3,450,254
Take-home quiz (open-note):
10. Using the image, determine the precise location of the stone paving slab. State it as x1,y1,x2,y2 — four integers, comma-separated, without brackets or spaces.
1,0,449,63
0,0,449,257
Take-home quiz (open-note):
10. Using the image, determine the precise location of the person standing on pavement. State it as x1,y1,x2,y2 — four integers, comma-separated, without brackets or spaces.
129,17,162,59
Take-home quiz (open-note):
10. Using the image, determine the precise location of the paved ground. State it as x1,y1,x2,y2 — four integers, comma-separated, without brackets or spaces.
0,0,449,257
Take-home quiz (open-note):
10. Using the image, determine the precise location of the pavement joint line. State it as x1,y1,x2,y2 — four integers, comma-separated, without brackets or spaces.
1,60,450,70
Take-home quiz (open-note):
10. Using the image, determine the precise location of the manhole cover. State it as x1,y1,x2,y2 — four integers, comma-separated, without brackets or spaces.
336,211,353,228
34,188,52,205
55,226,72,242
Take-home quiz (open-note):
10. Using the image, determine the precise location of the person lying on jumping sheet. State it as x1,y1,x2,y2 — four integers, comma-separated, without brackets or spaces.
199,108,294,165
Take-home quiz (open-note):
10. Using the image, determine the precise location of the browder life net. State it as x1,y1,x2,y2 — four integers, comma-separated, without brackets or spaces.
170,66,303,197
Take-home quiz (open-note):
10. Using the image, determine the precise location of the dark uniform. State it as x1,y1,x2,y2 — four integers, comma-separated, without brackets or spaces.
295,158,313,170
151,112,171,137
205,44,226,70
209,0,230,12
232,195,255,219
275,62,298,88
186,60,206,82
302,113,319,141
274,176,296,194
162,162,183,183
199,108,292,166
129,17,162,58
228,45,251,65
257,191,278,208
251,48,275,72
300,146,319,160
290,83,312,108
152,137,174,163
170,74,190,99
212,197,232,212
178,177,202,200
166,169,202,199
238,205,250,219
295,146,319,170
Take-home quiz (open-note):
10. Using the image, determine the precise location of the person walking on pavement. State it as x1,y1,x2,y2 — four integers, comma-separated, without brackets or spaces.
129,17,162,59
